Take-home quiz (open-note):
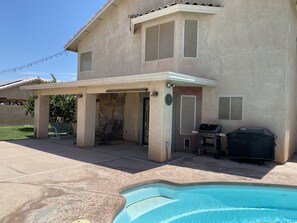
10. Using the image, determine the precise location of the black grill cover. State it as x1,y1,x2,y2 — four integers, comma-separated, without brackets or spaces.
227,127,276,160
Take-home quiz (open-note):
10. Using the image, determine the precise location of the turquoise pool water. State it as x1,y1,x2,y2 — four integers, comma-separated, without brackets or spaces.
113,183,297,223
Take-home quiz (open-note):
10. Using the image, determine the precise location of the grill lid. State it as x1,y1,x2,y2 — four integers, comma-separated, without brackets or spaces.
198,124,222,133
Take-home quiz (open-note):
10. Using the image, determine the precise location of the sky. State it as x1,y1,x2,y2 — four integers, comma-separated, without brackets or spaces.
0,0,106,82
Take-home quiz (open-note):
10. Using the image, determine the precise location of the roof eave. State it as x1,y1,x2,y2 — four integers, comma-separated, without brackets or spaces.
64,0,119,52
0,78,46,91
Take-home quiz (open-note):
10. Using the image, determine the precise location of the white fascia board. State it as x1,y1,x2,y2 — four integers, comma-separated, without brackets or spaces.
131,4,223,33
168,72,218,87
20,71,217,91
20,72,168,90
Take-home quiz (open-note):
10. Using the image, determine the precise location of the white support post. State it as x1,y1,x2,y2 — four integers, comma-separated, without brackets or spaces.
76,91,97,147
34,94,49,138
148,81,173,162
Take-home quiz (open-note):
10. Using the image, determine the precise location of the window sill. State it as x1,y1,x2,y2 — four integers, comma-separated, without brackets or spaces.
144,57,174,63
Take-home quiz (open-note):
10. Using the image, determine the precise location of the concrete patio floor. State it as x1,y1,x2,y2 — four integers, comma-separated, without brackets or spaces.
1,138,297,223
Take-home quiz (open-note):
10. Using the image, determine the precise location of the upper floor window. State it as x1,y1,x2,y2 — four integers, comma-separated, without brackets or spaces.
219,96,243,120
80,51,92,72
145,21,175,61
183,20,198,58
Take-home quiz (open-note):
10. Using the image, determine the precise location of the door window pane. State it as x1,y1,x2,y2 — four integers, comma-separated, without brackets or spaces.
180,96,196,134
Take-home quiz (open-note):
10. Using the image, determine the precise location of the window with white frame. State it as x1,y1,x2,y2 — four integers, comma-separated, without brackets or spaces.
145,21,175,61
180,95,196,134
184,19,198,58
80,51,92,72
218,96,243,120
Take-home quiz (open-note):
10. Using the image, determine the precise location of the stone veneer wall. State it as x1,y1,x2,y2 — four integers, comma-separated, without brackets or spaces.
0,105,33,126
96,93,125,139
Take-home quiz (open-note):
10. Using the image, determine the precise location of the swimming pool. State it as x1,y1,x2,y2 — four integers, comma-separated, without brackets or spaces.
113,183,297,223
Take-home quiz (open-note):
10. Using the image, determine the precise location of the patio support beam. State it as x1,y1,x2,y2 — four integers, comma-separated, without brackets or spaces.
34,93,49,138
76,90,97,147
148,81,173,162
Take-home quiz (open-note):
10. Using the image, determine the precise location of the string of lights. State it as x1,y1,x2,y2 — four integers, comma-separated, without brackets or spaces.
0,50,68,74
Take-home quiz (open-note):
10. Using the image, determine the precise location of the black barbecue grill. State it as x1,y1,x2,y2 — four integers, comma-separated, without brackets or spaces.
196,124,222,158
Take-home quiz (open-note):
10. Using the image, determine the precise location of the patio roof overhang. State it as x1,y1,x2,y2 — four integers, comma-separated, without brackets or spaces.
20,72,218,95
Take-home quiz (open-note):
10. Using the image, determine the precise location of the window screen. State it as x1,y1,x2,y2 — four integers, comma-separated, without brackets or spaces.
219,96,243,120
218,97,230,120
145,25,159,61
180,96,196,134
231,97,243,120
184,20,198,58
80,51,92,72
159,21,174,59
145,21,174,61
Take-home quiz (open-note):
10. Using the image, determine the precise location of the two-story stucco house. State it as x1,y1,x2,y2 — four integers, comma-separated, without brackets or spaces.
22,0,297,164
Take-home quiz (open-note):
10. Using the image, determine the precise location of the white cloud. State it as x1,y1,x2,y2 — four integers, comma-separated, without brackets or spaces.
18,71,47,76
55,72,77,81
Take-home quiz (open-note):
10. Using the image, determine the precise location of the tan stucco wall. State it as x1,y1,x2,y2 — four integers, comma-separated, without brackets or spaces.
0,105,33,126
284,0,297,161
0,87,32,100
77,0,223,79
77,0,144,80
123,93,140,142
76,0,296,163
201,0,291,163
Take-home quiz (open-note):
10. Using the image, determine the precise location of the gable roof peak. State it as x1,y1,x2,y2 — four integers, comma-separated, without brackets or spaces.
65,0,223,52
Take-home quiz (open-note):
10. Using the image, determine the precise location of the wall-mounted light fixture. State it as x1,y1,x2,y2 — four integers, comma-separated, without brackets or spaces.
33,95,38,99
77,93,83,98
166,82,176,88
151,91,159,97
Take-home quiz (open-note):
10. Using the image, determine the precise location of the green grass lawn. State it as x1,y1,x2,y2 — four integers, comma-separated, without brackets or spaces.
0,126,34,141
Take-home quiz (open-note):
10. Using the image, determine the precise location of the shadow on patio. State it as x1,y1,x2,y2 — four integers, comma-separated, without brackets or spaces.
169,154,278,180
1,137,279,178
